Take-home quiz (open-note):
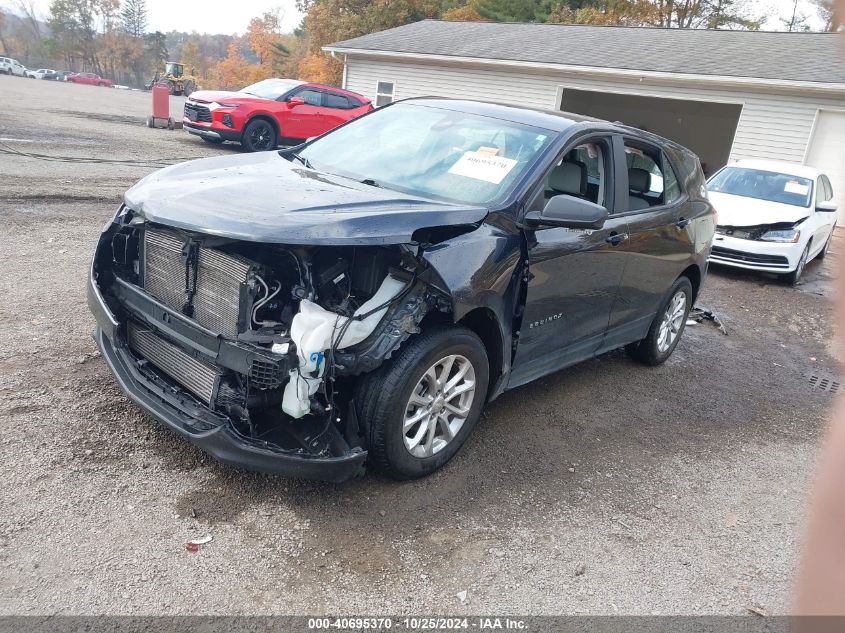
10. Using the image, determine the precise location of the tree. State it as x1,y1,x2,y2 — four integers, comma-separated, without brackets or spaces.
211,42,252,89
246,10,282,65
121,0,147,37
143,29,167,65
782,0,811,31
180,38,201,74
295,0,440,85
474,0,537,21
442,0,487,20
813,0,840,31
0,9,7,55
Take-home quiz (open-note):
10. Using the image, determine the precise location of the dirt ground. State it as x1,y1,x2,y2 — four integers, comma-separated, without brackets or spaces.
0,76,840,616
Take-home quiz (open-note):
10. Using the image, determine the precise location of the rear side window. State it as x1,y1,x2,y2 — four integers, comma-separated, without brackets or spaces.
325,93,351,109
625,141,666,207
663,155,682,204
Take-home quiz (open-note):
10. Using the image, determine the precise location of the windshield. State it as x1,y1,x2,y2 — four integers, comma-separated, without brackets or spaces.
297,103,556,205
241,79,302,100
708,166,813,208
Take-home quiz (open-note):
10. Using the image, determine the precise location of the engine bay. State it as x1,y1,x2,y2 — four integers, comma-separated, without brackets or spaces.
95,209,445,461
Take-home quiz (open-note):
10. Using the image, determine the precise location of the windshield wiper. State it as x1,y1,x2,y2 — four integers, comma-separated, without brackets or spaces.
288,152,313,169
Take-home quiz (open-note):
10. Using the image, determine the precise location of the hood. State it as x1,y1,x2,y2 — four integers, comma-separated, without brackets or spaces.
709,191,810,227
189,90,266,104
123,152,487,245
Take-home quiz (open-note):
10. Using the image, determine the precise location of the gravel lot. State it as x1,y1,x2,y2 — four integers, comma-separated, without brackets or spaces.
0,75,839,616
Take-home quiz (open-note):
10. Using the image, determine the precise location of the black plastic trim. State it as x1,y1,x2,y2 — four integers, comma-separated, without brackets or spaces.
93,327,368,482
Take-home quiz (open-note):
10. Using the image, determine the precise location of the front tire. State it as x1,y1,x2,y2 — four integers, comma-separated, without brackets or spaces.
627,276,693,366
241,118,277,152
356,327,489,480
783,243,810,285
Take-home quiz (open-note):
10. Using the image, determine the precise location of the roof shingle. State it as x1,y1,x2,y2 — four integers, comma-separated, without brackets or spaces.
326,20,845,85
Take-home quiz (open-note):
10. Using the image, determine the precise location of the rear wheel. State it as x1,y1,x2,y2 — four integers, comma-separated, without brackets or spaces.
356,327,489,480
627,276,693,366
242,118,277,152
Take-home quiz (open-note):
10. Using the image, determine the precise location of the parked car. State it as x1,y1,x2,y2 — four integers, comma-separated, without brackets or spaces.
89,98,714,482
67,72,112,87
42,70,69,81
25,68,56,80
707,159,837,284
0,57,27,76
182,78,373,152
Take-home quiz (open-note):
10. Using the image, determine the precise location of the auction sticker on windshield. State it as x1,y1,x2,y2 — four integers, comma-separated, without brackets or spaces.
784,180,810,196
448,151,517,184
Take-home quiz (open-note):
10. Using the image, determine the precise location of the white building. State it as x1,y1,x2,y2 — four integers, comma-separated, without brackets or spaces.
326,20,845,213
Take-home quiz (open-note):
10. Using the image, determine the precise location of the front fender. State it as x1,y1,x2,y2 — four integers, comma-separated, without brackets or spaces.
421,222,523,393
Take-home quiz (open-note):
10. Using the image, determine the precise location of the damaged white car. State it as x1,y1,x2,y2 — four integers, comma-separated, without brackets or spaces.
708,159,837,284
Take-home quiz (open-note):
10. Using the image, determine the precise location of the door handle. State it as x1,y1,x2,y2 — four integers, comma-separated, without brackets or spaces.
676,217,690,229
605,232,628,246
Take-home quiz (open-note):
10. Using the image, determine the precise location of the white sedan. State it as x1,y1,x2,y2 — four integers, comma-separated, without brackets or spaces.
25,68,56,80
707,159,837,284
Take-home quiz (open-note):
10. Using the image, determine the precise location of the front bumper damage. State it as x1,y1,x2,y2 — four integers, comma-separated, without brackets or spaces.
87,254,368,483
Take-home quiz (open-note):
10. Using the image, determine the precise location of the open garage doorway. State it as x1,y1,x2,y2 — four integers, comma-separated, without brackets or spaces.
560,88,743,178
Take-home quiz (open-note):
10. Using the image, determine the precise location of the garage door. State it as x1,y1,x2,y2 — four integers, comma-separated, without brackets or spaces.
805,110,845,223
560,88,743,178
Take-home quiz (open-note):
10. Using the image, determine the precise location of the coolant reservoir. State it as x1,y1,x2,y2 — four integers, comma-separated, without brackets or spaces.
282,275,406,418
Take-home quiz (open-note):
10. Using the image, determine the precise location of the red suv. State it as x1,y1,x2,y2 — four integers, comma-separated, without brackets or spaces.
183,78,373,152
67,72,112,87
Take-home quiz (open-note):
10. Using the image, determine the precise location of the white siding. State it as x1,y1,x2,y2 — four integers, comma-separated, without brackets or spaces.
344,56,845,165
805,110,845,223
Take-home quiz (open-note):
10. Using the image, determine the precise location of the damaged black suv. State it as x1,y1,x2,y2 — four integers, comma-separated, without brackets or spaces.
89,98,715,482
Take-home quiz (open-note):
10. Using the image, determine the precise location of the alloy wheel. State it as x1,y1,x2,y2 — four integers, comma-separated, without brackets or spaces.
657,290,687,354
402,354,476,458
249,122,274,151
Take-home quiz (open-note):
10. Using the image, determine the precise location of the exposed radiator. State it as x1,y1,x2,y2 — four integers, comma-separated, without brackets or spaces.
143,228,253,337
127,321,220,404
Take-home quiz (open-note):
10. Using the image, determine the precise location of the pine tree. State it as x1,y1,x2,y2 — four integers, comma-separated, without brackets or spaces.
121,0,147,38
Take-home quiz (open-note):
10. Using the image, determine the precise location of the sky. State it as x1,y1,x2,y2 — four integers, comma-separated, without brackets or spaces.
5,0,828,35
12,0,306,34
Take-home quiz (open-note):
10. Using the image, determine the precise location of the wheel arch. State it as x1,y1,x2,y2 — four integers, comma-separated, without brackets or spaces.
679,264,702,303
245,113,280,138
457,307,504,401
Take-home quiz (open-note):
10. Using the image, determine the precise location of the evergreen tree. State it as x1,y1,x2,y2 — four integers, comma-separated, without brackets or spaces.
121,0,147,38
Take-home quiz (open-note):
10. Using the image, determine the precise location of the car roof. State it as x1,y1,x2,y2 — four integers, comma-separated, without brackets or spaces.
396,97,601,133
302,82,371,101
729,159,824,179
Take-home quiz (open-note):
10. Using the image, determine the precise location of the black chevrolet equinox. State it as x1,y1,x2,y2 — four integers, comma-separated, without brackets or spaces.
89,98,716,481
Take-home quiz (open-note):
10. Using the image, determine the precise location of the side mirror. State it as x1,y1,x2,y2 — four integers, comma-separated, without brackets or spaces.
288,96,305,106
817,200,838,213
525,195,609,230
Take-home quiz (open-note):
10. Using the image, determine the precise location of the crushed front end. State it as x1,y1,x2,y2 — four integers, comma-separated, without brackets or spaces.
88,207,440,482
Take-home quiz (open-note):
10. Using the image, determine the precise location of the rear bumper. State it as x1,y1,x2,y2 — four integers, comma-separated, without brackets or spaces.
87,265,367,483
183,121,241,142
